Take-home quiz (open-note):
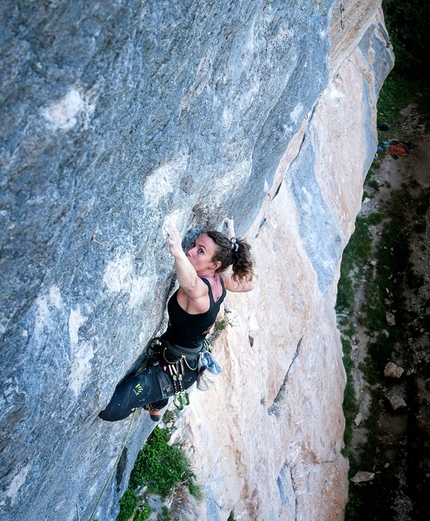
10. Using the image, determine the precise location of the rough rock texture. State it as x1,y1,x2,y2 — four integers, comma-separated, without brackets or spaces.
175,13,394,519
0,1,393,520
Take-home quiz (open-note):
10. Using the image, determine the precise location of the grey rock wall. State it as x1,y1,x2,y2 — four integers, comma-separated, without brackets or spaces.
0,1,392,520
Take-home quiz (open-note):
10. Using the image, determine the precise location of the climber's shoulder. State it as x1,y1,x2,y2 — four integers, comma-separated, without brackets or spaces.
221,271,254,293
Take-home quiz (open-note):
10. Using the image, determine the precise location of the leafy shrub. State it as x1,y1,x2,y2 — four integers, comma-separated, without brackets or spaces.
383,0,430,78
130,427,194,498
135,504,151,521
117,489,138,521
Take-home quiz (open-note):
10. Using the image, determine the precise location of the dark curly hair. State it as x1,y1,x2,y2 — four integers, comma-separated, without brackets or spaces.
205,230,254,283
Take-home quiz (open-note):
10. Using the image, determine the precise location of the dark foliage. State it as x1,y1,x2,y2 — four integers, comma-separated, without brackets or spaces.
383,0,430,79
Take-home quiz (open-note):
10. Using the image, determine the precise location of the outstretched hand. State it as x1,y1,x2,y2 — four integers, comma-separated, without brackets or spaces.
224,218,235,239
165,225,184,258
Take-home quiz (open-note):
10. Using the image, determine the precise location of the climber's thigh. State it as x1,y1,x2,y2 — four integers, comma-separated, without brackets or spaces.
98,365,166,422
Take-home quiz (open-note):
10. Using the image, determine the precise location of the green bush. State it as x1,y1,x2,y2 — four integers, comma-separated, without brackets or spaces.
130,427,194,498
117,424,202,520
366,213,383,226
383,0,430,79
135,505,151,521
188,481,204,501
158,506,171,521
117,489,138,521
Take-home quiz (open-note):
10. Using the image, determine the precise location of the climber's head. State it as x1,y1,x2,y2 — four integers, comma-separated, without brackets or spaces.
205,230,254,283
186,233,222,274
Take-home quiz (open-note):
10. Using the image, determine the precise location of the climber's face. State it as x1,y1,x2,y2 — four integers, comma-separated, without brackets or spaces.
186,234,220,273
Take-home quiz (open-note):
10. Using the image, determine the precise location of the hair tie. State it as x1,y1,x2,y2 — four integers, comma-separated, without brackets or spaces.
229,238,239,252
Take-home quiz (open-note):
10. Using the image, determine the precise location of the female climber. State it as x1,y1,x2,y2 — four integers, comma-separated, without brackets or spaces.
98,218,254,422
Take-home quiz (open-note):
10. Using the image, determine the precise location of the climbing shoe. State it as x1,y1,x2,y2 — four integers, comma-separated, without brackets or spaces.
144,404,161,422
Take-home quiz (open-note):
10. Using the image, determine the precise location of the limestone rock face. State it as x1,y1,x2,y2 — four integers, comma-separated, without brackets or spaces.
176,10,393,518
0,2,393,520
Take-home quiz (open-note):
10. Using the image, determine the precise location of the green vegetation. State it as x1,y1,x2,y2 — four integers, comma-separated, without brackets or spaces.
336,216,372,317
377,73,419,132
130,427,194,496
338,181,428,518
341,335,358,454
376,0,430,140
377,68,430,140
339,53,430,516
158,506,171,521
336,213,373,458
383,0,430,79
338,168,429,473
117,489,139,521
212,309,234,337
339,0,430,480
135,504,151,521
116,426,202,521
188,480,204,502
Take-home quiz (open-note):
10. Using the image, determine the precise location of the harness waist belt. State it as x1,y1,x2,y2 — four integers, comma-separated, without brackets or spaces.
164,340,203,359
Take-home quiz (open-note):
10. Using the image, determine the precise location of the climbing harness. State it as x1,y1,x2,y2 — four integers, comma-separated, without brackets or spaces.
131,337,164,378
167,359,191,410
161,341,201,410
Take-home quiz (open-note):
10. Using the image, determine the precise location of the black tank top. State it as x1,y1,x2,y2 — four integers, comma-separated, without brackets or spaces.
163,277,227,349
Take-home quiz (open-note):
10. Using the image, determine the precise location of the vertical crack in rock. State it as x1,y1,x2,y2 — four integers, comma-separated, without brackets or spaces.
268,338,302,417
115,446,128,491
277,464,297,519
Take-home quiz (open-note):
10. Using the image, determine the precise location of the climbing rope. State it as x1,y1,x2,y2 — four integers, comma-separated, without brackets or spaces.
88,410,137,521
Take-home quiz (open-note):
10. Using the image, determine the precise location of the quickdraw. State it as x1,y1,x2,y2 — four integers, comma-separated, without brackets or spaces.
167,358,190,410
159,339,210,410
